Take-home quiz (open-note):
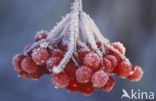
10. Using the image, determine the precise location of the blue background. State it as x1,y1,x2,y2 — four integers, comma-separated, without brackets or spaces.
0,0,156,101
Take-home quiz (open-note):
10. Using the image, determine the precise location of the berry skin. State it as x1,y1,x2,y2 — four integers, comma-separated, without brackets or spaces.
29,72,43,80
105,55,117,72
101,76,115,92
21,57,39,73
128,66,143,82
18,71,29,79
96,40,102,48
66,79,80,93
103,58,111,73
109,42,126,62
12,54,25,71
75,66,92,83
46,57,62,72
64,63,77,79
77,48,90,65
49,49,64,58
58,43,68,52
83,53,101,71
115,61,131,79
31,48,49,65
52,72,70,88
91,70,109,88
79,82,94,96
34,30,48,42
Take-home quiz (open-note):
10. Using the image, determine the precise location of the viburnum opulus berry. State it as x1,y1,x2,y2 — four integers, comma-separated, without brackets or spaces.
21,57,39,73
101,76,115,92
83,52,101,71
91,70,109,88
31,48,49,65
66,79,80,93
104,55,117,72
18,71,29,79
52,72,70,88
75,66,92,83
79,82,95,96
12,54,25,71
128,66,143,81
49,49,64,58
64,63,77,79
34,30,48,42
103,57,111,73
77,48,90,64
115,61,131,79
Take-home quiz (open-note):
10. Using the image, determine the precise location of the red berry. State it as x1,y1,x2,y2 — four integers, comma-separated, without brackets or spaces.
115,61,131,79
12,54,25,71
34,30,48,42
96,40,102,48
18,71,29,79
91,70,109,88
52,72,70,88
58,42,68,52
21,57,39,73
105,55,117,72
23,44,32,55
31,48,49,65
49,49,64,58
64,63,77,79
66,79,80,93
46,57,62,72
75,66,92,83
101,76,115,92
109,42,126,62
79,82,94,96
29,71,43,80
128,66,143,82
77,48,90,64
83,53,101,71
103,58,111,73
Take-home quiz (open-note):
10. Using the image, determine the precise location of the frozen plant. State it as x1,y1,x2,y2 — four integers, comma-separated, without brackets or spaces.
12,0,143,96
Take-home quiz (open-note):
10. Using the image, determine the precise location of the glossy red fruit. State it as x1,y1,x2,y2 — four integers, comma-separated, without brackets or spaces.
12,54,25,71
83,53,101,71
105,55,117,72
66,79,80,93
103,58,111,73
128,66,143,82
115,61,131,79
49,49,64,58
52,72,70,88
34,30,48,42
101,76,115,92
64,63,77,79
77,48,90,65
29,71,43,80
75,66,92,83
91,70,109,88
46,57,62,72
79,82,94,96
21,57,39,73
31,48,49,65
18,71,29,79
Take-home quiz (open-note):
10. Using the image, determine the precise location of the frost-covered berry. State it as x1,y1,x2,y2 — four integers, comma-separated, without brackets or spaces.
101,76,115,92
128,66,143,82
31,48,49,65
46,57,62,72
64,63,77,79
49,49,64,58
103,58,111,73
96,40,102,48
34,30,48,42
23,44,33,55
12,54,25,71
105,55,117,72
21,57,39,73
83,53,101,71
18,71,29,79
91,70,109,88
77,48,90,64
58,42,68,52
115,61,131,79
29,72,43,80
75,66,92,83
66,79,80,93
52,72,70,88
79,82,94,96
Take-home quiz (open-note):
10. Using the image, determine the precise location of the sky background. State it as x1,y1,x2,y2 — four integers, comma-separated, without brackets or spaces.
0,0,156,101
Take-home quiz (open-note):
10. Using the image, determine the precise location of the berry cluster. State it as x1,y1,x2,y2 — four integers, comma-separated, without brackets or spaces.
12,0,143,96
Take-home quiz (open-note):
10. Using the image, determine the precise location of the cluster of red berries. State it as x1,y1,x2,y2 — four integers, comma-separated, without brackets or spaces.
12,31,143,96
